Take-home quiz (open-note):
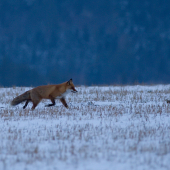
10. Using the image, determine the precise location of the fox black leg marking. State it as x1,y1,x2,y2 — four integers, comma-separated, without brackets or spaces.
45,96,55,107
23,100,30,109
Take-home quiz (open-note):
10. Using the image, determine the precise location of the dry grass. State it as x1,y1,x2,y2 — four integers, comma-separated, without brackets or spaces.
0,85,170,170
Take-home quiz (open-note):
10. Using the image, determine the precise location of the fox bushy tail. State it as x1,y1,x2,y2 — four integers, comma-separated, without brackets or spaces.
11,91,30,106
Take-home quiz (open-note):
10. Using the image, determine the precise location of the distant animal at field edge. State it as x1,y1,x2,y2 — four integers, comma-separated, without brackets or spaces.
166,100,170,104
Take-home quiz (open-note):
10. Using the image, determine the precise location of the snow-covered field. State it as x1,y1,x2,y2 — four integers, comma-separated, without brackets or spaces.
0,85,170,170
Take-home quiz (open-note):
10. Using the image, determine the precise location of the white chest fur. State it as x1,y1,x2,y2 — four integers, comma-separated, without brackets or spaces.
56,89,72,99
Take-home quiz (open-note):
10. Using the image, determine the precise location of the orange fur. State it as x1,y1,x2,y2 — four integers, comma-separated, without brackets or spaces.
11,79,77,110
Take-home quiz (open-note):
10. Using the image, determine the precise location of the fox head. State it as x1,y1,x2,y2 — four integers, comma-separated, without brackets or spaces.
66,79,78,93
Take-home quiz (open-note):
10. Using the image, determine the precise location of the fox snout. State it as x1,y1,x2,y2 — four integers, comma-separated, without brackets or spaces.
67,78,78,93
71,87,78,93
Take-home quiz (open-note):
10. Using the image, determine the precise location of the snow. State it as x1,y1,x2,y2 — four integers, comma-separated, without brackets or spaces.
0,85,170,170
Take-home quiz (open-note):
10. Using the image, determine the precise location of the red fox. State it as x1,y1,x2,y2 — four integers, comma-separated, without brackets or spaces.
11,79,78,110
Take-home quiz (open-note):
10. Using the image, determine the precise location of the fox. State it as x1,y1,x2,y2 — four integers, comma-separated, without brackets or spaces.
11,79,78,110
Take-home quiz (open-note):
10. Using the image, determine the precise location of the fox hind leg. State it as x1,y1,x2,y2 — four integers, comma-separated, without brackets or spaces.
23,100,30,109
31,101,40,110
30,92,42,110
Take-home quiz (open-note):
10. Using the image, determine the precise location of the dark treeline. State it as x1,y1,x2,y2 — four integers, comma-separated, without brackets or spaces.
0,0,170,86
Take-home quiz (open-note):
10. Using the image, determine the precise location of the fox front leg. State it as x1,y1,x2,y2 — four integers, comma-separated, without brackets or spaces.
45,96,56,107
60,98,68,108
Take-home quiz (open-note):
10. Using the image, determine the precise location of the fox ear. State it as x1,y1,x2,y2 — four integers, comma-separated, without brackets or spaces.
67,78,72,85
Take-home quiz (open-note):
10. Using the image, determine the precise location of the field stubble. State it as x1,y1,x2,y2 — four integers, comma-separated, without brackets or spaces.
0,85,170,170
